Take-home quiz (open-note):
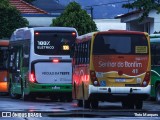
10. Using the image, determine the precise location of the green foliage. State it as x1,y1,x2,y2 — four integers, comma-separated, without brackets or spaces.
0,0,10,7
0,0,29,39
122,0,160,22
51,2,97,35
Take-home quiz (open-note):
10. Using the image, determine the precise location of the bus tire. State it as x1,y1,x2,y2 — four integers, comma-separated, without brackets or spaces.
22,89,29,101
135,100,143,109
77,100,83,107
67,97,72,102
9,84,21,99
50,96,58,101
156,84,160,103
122,101,134,109
90,99,98,109
84,100,90,108
82,83,90,108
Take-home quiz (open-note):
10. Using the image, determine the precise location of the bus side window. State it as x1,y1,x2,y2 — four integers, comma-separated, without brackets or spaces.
23,45,29,67
77,44,80,65
79,43,82,64
9,47,20,72
151,44,156,65
87,41,91,63
151,44,160,65
75,44,78,65
84,42,88,64
155,45,160,65
82,43,85,64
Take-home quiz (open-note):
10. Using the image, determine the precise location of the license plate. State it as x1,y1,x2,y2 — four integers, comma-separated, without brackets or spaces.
115,78,126,82
52,86,60,90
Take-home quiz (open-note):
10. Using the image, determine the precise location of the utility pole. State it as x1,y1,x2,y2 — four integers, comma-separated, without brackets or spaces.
128,0,130,13
86,6,93,19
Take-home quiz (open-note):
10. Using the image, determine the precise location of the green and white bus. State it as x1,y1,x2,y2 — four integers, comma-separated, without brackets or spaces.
150,34,160,103
8,27,78,101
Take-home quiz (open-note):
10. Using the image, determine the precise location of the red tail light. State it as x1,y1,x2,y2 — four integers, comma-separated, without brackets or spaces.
52,59,59,63
141,71,150,87
90,70,99,86
35,32,39,35
72,32,76,36
30,73,36,83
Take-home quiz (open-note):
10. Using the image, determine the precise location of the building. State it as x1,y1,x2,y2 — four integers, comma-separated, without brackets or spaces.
9,0,126,30
9,0,60,27
116,10,160,34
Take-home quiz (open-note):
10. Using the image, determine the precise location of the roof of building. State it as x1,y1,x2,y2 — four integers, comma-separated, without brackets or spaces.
115,10,141,18
32,0,65,13
9,0,47,14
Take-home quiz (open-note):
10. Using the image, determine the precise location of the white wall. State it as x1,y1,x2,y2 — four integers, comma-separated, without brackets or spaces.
94,19,126,31
24,17,56,27
25,17,126,31
149,10,160,33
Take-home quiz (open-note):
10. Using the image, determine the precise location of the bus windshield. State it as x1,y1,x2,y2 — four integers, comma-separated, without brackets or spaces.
34,31,76,55
93,34,148,55
0,47,8,70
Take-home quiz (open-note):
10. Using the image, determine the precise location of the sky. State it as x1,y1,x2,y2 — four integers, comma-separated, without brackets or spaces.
58,0,131,19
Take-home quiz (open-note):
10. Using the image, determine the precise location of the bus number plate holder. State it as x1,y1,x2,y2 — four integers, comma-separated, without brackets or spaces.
115,78,126,82
52,86,60,90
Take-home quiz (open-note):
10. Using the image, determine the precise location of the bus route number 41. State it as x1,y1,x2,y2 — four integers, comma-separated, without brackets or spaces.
132,69,138,74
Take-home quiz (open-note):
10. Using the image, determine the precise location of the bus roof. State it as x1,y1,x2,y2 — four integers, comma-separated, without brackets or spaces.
0,40,9,46
10,27,78,41
76,30,147,43
32,27,77,32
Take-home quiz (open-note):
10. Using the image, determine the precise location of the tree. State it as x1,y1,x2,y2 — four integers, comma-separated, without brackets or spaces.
122,0,160,22
0,0,28,39
51,2,97,35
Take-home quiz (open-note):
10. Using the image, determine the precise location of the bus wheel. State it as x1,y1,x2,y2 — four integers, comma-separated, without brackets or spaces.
50,96,58,102
83,100,90,108
60,96,66,102
10,85,21,99
67,98,72,102
22,89,29,101
156,84,160,103
122,101,134,109
122,101,129,109
77,100,83,107
90,99,98,109
135,100,143,109
10,91,21,99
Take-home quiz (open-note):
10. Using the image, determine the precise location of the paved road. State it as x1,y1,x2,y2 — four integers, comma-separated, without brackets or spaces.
0,96,160,119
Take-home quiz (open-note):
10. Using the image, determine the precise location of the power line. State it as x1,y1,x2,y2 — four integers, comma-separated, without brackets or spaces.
85,0,135,7
85,0,135,19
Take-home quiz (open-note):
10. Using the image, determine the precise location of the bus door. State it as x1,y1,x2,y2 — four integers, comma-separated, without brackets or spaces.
9,46,22,97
